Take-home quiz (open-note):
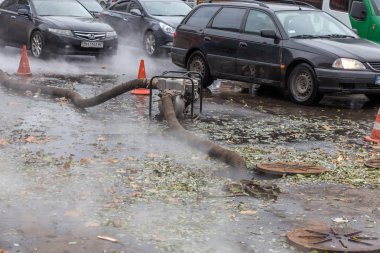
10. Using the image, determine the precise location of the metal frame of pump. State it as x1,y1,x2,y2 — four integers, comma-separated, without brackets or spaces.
148,71,203,120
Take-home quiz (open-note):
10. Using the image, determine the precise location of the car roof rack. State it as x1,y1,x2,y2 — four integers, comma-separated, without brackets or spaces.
205,0,269,8
205,0,315,9
265,0,316,8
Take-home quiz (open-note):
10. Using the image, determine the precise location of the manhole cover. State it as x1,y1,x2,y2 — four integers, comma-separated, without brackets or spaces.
255,162,326,175
364,158,380,169
288,226,380,252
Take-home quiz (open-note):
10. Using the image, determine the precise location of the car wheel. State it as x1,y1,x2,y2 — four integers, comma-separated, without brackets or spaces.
287,63,322,105
144,32,159,57
30,31,46,58
365,94,380,103
187,51,213,87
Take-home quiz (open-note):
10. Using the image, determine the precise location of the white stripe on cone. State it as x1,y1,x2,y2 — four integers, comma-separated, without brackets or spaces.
374,122,380,131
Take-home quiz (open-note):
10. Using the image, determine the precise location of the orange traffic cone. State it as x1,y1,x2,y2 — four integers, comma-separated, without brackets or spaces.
17,45,32,77
131,59,150,95
364,107,380,143
137,59,146,79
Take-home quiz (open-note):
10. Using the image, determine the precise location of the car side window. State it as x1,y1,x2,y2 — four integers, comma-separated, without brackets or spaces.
244,10,276,35
110,1,129,12
211,7,246,32
330,0,349,12
185,6,220,27
128,1,142,13
0,0,18,11
18,0,29,10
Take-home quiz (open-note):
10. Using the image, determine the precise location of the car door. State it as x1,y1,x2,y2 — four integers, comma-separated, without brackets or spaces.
236,9,282,85
0,0,18,44
349,0,371,40
125,0,145,38
202,7,247,79
103,0,130,37
8,0,33,46
175,5,220,49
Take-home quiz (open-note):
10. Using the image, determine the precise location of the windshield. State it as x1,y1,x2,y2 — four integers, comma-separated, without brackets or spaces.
276,10,357,38
143,1,191,16
33,0,93,17
373,0,380,12
78,0,104,12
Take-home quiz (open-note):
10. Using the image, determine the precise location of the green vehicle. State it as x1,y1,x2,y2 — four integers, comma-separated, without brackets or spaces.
301,0,380,43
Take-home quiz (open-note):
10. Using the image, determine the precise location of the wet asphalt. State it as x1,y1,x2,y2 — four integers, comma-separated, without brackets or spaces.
0,45,379,253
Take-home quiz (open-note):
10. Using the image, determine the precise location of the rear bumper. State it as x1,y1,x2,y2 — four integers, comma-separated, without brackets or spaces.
43,32,118,56
316,68,380,94
171,47,187,68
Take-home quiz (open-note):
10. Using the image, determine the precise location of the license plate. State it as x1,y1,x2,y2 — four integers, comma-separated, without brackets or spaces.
374,76,380,85
80,41,104,48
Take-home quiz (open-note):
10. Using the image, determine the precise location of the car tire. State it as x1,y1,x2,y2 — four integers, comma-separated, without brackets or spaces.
365,94,380,103
187,51,213,88
287,63,322,105
30,31,47,59
144,31,159,57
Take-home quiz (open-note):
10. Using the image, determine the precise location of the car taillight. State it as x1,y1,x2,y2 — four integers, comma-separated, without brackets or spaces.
173,31,176,39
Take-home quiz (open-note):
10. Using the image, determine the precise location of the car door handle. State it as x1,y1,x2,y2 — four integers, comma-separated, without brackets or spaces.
11,15,16,19
239,42,248,48
123,17,128,22
204,36,211,42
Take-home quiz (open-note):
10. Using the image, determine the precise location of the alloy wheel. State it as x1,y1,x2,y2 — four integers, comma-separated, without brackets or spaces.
31,32,43,58
145,33,156,55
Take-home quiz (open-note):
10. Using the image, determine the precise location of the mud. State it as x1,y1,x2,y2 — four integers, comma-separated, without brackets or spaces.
0,46,379,253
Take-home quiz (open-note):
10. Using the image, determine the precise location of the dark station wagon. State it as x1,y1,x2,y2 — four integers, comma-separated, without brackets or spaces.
172,0,380,105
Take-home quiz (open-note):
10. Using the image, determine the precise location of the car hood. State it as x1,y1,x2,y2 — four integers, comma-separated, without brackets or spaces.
40,16,114,32
153,16,184,28
295,38,380,62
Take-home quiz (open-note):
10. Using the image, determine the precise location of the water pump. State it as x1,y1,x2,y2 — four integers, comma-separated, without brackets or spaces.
149,71,203,119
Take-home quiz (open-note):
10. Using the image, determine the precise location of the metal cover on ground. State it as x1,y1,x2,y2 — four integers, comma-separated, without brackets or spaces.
255,162,326,175
364,158,380,169
287,226,380,253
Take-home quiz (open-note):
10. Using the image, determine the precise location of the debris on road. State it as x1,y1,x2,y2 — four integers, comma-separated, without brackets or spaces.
96,236,118,243
255,162,327,175
332,217,349,223
364,158,380,169
225,179,280,200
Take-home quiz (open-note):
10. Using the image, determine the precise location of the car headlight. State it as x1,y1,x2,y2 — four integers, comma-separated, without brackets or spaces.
48,28,73,37
332,58,366,70
159,22,174,34
106,31,117,38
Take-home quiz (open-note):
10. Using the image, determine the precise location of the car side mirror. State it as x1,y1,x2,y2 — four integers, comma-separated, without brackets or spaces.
261,29,279,39
18,8,30,17
130,9,142,16
350,1,366,21
92,12,102,18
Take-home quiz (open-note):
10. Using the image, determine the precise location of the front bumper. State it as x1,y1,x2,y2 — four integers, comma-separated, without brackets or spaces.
154,30,173,51
43,32,118,56
316,68,380,94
